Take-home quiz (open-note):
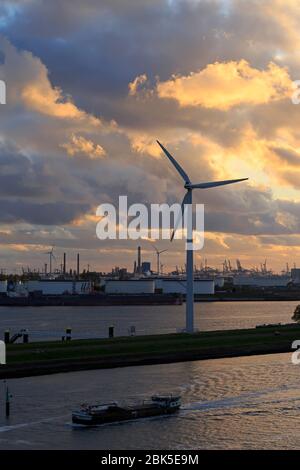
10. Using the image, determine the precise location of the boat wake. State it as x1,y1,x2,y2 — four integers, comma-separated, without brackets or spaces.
182,384,300,413
0,415,69,433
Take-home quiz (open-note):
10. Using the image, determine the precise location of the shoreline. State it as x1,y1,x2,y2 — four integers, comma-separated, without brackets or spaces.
0,294,300,307
0,345,293,380
1,324,299,379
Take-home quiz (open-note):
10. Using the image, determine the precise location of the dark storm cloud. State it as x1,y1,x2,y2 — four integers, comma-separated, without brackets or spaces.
0,0,297,151
1,0,296,163
200,187,298,236
0,143,55,198
0,141,92,224
1,0,291,124
0,200,90,225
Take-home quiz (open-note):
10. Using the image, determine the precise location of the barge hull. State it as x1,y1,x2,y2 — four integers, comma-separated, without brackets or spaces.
72,406,179,426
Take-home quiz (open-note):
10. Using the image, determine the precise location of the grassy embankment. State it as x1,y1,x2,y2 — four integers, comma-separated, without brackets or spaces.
1,324,299,378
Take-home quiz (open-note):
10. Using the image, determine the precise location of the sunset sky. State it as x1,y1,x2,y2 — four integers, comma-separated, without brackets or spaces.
0,0,300,273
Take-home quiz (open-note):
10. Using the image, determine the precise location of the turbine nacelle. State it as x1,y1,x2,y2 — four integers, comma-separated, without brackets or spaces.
157,140,248,194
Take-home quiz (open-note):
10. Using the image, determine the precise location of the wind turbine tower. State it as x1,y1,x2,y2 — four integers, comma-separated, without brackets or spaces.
157,140,248,333
154,246,168,275
45,247,56,275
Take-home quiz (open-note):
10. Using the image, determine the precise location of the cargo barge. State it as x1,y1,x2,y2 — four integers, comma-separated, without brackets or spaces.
72,395,181,425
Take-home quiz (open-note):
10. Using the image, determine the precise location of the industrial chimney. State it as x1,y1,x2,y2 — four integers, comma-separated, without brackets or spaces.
63,253,66,275
77,253,80,277
137,246,141,274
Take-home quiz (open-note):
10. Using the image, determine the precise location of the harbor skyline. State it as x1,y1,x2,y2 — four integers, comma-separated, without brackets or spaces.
0,249,295,277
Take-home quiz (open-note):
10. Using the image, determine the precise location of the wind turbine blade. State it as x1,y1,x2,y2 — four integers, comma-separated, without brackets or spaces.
189,178,248,189
157,140,191,184
160,249,168,254
171,191,190,241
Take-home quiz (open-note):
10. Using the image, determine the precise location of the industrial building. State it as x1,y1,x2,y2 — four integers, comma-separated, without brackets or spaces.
141,262,151,274
0,280,7,294
291,269,300,284
213,276,224,288
105,279,155,294
155,278,214,295
232,275,291,288
26,279,92,295
104,277,214,295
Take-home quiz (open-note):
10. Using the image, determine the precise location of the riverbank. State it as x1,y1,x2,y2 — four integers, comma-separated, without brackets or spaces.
1,291,300,306
1,323,299,379
197,292,300,302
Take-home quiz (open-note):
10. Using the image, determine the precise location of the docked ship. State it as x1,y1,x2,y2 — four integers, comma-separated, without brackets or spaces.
72,395,181,425
0,292,182,306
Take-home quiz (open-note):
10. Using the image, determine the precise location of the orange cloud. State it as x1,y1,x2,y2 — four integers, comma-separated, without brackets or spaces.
21,81,101,126
156,60,292,109
61,134,106,159
129,132,162,158
128,74,148,96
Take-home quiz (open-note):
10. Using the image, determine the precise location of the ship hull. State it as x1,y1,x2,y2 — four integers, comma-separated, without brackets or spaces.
0,293,182,306
72,405,179,426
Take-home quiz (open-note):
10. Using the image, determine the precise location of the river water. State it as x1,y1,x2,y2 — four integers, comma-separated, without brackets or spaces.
0,353,300,449
0,302,299,449
0,301,298,341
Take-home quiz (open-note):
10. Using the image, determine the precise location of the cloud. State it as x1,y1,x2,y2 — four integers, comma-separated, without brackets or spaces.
271,145,300,166
61,133,106,159
154,60,292,109
128,74,148,96
0,200,90,225
0,1,300,270
0,36,127,231
21,83,99,123
129,132,162,158
0,35,102,128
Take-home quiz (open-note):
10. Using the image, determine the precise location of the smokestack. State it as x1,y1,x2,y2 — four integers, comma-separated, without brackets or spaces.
77,253,80,277
63,253,66,275
137,246,141,274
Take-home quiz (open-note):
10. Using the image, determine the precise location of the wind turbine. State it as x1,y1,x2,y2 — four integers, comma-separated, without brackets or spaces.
157,140,248,333
45,246,56,275
153,245,168,275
